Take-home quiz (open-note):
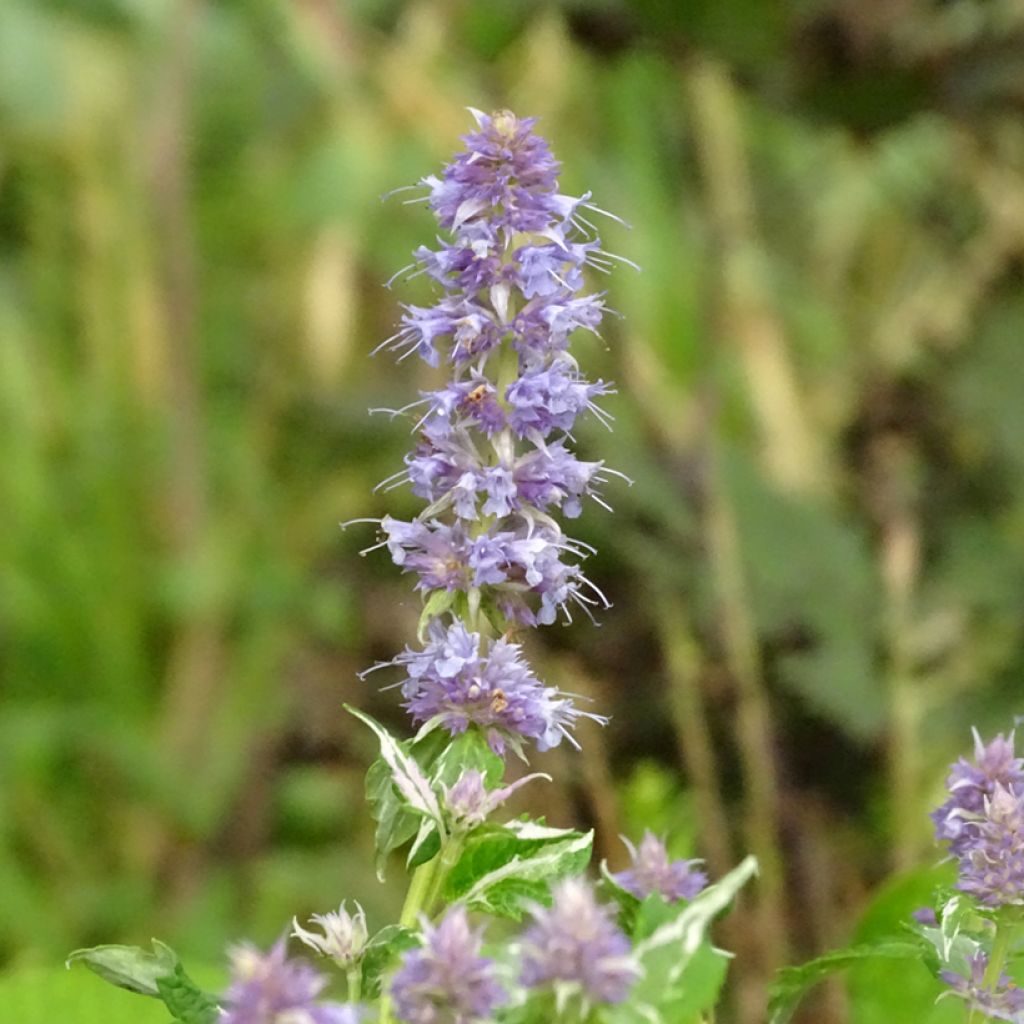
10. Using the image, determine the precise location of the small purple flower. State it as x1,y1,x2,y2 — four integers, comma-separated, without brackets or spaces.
220,938,358,1024
612,831,708,902
363,622,605,756
390,906,506,1024
505,360,613,439
941,951,1024,1022
932,729,1024,856
957,784,1024,908
519,878,638,1005
911,906,938,926
443,768,549,830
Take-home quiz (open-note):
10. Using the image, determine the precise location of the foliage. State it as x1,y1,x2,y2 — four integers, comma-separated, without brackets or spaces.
3,2,1024,1022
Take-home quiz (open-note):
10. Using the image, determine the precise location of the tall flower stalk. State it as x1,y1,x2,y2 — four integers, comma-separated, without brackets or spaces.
361,107,632,758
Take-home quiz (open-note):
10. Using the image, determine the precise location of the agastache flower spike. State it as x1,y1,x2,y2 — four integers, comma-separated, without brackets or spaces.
221,938,360,1024
361,622,607,756
364,109,632,753
932,729,1024,856
519,878,638,1005
389,906,507,1024
957,783,1024,907
612,831,708,902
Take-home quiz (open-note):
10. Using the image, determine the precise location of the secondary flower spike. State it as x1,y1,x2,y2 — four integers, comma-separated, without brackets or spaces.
221,939,361,1024
931,729,1024,856
519,878,638,1005
363,109,632,753
612,831,708,902
390,906,506,1024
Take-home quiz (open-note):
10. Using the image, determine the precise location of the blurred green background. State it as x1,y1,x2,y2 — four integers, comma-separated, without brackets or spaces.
2,1,1024,1021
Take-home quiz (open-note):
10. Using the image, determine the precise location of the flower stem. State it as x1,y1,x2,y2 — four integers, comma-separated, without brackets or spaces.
422,832,465,915
346,965,361,1004
380,858,441,1024
399,858,439,929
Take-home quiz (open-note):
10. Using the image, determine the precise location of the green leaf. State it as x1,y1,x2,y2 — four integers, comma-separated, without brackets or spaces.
365,756,422,881
352,706,448,880
417,589,456,641
445,821,593,919
67,942,219,1024
846,864,964,1024
768,940,926,1024
598,858,641,930
66,940,179,997
155,963,219,1024
615,857,757,1022
360,924,420,1000
347,706,442,824
431,729,504,789
407,821,442,868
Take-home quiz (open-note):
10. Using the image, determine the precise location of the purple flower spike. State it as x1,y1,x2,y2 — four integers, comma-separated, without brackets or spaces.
390,906,506,1024
612,831,708,902
941,951,1024,1022
221,938,360,1024
365,109,632,749
957,784,1024,908
519,878,638,1005
932,729,1024,856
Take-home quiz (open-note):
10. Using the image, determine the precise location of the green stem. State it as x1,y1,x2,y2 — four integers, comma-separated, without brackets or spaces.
423,832,465,915
379,858,441,1024
399,858,439,929
346,965,361,1004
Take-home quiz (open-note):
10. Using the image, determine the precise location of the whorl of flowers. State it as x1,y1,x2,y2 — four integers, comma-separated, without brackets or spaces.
362,108,631,755
221,939,360,1024
958,783,1024,908
519,878,638,1005
931,729,1024,857
940,951,1024,1022
933,730,1024,908
612,830,708,903
389,906,507,1024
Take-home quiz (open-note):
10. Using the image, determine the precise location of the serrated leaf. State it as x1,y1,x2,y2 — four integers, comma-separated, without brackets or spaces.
360,925,419,1000
66,941,179,998
608,940,727,1024
365,756,422,881
632,855,757,962
445,821,593,919
155,964,219,1024
617,858,756,1022
768,939,925,1024
348,706,442,823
